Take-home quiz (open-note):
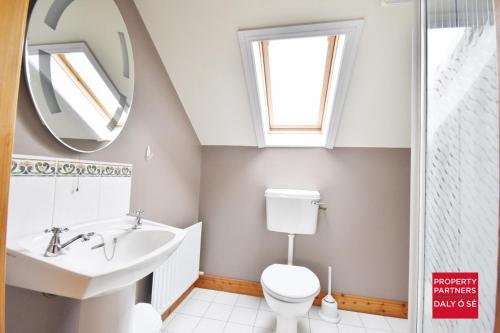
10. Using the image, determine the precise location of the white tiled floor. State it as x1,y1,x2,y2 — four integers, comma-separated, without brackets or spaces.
162,288,408,333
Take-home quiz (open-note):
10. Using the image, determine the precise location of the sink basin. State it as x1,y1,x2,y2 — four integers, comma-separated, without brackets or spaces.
6,217,186,299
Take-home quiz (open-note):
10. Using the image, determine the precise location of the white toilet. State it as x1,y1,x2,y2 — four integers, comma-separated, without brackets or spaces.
261,189,322,333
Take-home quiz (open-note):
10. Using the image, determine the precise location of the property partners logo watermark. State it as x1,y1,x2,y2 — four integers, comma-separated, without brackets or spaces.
432,272,478,319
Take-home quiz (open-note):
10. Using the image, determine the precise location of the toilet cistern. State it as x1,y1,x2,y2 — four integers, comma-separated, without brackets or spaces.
262,189,322,333
265,189,325,265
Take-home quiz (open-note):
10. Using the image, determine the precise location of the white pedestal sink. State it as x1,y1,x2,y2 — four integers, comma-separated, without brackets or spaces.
6,217,186,333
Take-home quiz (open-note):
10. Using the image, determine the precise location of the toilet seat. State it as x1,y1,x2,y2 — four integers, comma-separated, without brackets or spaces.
261,264,320,303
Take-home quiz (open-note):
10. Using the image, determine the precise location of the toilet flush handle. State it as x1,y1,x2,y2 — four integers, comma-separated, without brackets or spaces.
312,200,327,210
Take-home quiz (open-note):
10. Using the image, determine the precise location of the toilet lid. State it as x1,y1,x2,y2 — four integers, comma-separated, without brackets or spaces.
261,264,320,303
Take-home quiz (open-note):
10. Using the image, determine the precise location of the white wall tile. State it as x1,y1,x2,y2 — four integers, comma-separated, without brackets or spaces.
7,176,56,240
7,156,133,246
98,177,131,219
52,176,100,227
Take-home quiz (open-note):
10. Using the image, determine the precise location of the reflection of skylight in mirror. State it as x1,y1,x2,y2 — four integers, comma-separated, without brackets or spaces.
266,36,329,129
51,56,113,140
27,52,124,142
63,52,124,123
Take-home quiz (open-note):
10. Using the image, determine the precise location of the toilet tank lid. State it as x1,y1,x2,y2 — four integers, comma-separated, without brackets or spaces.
265,189,320,200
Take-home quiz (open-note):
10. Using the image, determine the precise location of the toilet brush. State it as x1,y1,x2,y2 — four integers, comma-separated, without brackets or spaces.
318,266,340,323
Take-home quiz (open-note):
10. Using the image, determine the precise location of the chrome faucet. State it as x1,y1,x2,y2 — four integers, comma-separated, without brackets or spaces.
44,227,95,257
127,209,144,229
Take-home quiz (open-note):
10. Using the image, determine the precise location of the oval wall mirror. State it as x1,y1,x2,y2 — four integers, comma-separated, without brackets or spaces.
24,0,135,153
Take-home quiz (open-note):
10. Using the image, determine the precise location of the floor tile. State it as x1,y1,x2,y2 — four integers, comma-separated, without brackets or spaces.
213,291,239,306
258,298,273,312
254,311,276,330
177,299,211,317
223,323,253,333
252,328,273,333
162,313,176,329
193,318,226,333
308,306,321,319
385,317,408,333
165,314,201,333
204,303,233,321
298,317,311,333
338,310,363,327
228,306,258,325
338,324,367,333
310,318,340,333
174,297,192,313
191,288,218,302
236,295,261,309
162,291,404,333
358,313,392,331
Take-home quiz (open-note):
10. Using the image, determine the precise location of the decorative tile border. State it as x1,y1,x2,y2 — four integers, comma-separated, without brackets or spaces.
11,155,132,177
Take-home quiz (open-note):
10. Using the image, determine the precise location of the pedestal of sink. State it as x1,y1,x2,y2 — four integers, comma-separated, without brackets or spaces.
78,284,136,333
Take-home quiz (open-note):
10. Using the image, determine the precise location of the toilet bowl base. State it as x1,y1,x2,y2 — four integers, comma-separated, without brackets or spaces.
263,289,315,333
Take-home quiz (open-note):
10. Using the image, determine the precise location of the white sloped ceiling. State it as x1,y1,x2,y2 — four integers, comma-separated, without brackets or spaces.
134,0,413,147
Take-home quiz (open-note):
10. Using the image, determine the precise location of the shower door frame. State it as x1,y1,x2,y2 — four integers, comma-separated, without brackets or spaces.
410,1,500,332
408,0,426,332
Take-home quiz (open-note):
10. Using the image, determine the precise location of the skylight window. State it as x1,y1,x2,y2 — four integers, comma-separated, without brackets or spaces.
239,20,364,148
260,36,337,131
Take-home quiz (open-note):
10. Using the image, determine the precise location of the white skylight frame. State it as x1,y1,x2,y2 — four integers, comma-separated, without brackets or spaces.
239,20,364,148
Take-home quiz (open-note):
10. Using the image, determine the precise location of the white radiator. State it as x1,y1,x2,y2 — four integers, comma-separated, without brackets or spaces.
151,222,202,314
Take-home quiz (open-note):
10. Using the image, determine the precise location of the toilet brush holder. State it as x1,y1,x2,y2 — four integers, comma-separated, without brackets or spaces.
318,266,340,323
319,295,340,323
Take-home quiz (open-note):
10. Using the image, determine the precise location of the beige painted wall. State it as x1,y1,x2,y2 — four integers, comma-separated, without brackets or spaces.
199,146,410,301
6,0,201,331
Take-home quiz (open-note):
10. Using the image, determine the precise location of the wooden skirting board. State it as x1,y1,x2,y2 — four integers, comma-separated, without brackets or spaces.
194,274,408,319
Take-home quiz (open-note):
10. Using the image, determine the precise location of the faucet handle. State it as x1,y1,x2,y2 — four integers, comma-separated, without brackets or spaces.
128,209,144,217
82,232,95,241
45,227,69,234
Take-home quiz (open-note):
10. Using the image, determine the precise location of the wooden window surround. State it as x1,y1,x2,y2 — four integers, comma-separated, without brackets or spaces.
259,35,338,132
